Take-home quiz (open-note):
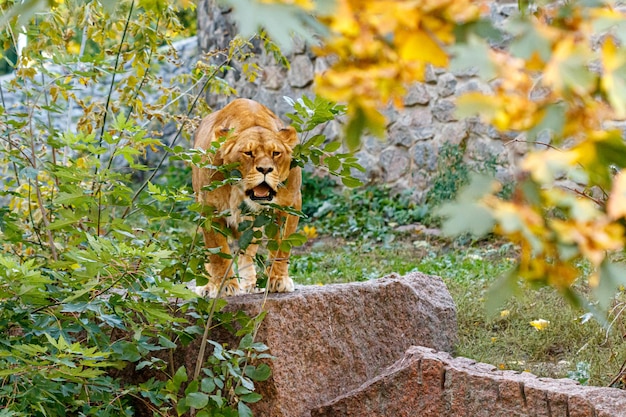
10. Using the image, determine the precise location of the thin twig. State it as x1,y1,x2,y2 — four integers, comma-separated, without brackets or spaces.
94,0,135,234
0,82,20,186
608,358,626,387
503,138,562,152
193,257,236,381
24,88,58,260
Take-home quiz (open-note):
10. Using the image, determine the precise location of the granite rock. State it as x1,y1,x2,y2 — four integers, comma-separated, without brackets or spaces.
312,346,626,417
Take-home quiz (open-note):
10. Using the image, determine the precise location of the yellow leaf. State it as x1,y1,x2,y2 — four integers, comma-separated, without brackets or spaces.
500,310,510,318
601,37,624,73
607,169,626,220
455,92,499,119
521,149,579,184
327,1,359,36
398,30,448,69
601,37,626,118
67,41,80,55
302,225,318,239
76,157,88,169
529,319,550,331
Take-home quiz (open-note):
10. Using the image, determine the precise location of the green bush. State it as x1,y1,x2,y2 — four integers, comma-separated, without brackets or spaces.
424,142,514,224
0,1,359,414
301,180,427,243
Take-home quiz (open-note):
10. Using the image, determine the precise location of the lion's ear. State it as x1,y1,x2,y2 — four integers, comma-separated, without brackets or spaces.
215,126,231,140
278,126,298,149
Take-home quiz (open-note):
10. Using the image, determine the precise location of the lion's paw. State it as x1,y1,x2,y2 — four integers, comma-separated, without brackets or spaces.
195,279,242,298
268,275,295,293
194,283,219,298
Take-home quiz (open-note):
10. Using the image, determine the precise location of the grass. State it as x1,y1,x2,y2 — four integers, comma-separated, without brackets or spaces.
291,153,626,388
290,234,626,388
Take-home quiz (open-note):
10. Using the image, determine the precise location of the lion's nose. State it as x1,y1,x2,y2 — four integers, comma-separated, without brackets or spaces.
256,166,274,175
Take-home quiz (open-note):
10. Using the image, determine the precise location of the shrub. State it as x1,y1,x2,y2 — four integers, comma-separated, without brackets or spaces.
0,1,357,414
301,180,427,243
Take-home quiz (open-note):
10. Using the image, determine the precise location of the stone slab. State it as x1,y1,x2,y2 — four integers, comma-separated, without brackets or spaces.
312,346,626,417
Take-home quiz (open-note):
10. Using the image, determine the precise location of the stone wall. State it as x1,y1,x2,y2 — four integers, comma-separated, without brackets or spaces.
197,0,524,201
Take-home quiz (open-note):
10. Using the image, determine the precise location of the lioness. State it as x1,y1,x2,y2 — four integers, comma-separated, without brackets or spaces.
192,99,301,297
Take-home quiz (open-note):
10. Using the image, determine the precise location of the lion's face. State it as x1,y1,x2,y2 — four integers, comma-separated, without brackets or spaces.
220,126,298,207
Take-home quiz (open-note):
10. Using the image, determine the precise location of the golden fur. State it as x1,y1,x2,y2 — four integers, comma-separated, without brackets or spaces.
192,98,302,297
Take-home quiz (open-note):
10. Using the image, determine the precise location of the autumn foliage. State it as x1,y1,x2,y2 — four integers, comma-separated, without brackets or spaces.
260,0,626,312
313,0,480,145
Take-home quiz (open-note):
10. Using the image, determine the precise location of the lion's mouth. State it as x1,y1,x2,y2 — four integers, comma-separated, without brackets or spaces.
246,182,276,201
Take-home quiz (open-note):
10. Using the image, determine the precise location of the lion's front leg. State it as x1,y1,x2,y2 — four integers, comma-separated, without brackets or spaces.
195,218,242,297
237,243,261,294
267,212,299,293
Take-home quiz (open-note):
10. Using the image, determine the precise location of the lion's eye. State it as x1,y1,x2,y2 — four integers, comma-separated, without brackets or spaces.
272,151,281,158
243,151,253,157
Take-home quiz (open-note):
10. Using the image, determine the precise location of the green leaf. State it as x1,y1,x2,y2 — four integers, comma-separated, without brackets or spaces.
450,35,496,79
158,335,177,349
597,261,626,311
245,363,271,382
226,0,321,52
527,102,566,141
238,401,254,417
239,228,255,249
253,214,272,228
173,366,188,390
510,23,553,61
239,392,262,403
437,203,494,237
485,269,520,316
265,222,279,238
436,175,498,236
324,141,342,152
186,391,209,409
201,377,216,393
111,341,141,362
239,333,254,349
325,156,341,172
345,107,367,151
176,398,190,416
340,176,363,188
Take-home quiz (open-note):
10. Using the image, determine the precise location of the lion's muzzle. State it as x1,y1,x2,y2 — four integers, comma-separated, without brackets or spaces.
246,182,277,201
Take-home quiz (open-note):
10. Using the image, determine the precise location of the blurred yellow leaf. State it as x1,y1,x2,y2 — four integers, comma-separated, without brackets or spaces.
302,225,318,239
67,41,80,55
608,170,626,220
529,319,550,331
601,37,626,118
521,149,578,184
399,30,448,69
456,92,499,119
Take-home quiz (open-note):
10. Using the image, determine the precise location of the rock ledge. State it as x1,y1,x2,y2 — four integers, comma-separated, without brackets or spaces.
184,272,458,416
312,346,626,417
